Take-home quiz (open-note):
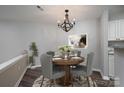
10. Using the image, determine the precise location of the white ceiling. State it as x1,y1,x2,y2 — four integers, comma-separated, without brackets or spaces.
0,5,124,23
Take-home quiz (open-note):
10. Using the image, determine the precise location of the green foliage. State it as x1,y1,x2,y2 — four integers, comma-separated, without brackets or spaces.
30,42,38,57
29,42,38,66
59,45,72,53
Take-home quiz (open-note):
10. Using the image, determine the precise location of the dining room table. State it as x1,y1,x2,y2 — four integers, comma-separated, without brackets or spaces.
52,55,85,86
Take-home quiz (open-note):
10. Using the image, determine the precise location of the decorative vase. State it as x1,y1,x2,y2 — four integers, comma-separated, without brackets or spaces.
62,52,70,59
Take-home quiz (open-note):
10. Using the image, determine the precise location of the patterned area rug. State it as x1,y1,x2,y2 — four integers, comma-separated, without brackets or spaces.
32,75,97,87
19,67,114,87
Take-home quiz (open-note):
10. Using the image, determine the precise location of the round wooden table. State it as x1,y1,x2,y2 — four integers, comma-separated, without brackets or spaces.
52,57,84,86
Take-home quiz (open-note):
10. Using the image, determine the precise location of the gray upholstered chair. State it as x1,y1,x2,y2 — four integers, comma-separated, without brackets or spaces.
40,53,65,86
71,52,94,86
46,51,55,57
70,50,82,68
71,50,81,57
46,51,58,68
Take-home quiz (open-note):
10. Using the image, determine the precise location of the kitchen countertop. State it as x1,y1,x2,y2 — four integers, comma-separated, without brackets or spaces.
108,40,124,42
108,40,124,48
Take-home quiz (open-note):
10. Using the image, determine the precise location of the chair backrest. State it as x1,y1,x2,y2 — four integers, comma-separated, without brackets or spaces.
40,53,53,79
46,51,55,57
86,52,94,76
72,50,81,57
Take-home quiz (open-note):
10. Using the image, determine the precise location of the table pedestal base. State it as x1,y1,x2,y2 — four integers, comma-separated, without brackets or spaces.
56,66,73,86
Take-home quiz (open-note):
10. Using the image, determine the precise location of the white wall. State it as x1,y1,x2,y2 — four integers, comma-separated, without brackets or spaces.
99,10,109,77
0,22,28,64
0,19,101,69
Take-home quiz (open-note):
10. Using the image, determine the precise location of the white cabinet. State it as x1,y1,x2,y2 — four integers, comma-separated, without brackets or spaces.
108,19,124,40
108,54,114,77
119,20,124,39
108,21,117,40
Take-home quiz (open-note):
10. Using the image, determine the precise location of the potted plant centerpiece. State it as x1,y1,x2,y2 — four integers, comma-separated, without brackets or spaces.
58,45,72,59
29,42,38,66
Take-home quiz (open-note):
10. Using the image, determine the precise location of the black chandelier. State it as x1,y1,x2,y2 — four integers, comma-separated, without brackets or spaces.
57,9,75,32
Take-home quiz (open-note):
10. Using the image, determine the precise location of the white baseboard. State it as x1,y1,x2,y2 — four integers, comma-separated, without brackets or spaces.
30,65,41,69
103,76,110,80
92,68,101,72
114,77,120,87
14,66,28,87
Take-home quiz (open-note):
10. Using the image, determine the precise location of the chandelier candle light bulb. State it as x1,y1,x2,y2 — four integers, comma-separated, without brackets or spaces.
57,20,60,23
57,20,60,26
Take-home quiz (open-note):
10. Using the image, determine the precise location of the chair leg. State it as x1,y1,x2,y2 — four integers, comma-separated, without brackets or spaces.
86,76,90,87
40,76,44,87
49,80,52,87
73,75,82,86
71,75,73,87
76,78,82,86
53,79,56,87
49,79,54,87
